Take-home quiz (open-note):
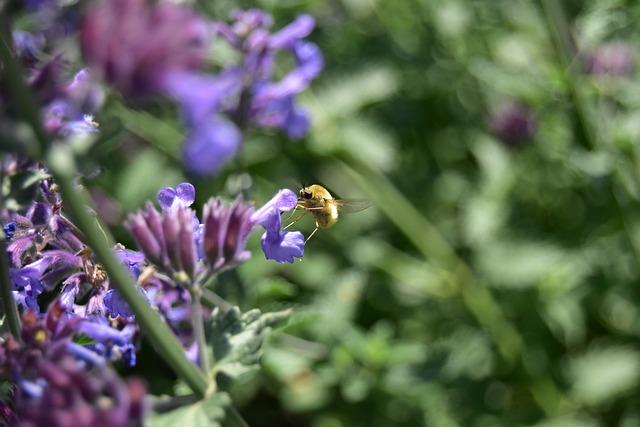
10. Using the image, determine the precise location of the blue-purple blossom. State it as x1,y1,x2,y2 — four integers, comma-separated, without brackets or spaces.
81,0,209,100
103,286,149,320
163,72,243,177
42,68,103,138
251,189,304,263
129,184,305,276
10,265,46,310
0,309,146,427
182,117,243,177
3,222,16,240
214,9,323,138
126,202,198,280
202,196,254,271
489,102,536,146
157,182,196,210
12,31,45,67
77,319,137,367
585,42,635,76
114,246,145,279
7,26,103,139
163,10,323,177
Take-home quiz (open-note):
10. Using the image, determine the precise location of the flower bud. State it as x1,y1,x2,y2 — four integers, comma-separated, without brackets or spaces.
203,196,254,272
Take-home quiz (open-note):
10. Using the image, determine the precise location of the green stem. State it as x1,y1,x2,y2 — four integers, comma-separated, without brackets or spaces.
201,289,233,314
47,144,209,398
190,285,211,375
0,34,47,157
0,235,21,339
535,0,598,150
225,406,250,427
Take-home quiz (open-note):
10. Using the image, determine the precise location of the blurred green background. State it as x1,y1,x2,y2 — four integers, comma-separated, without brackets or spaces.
87,0,640,425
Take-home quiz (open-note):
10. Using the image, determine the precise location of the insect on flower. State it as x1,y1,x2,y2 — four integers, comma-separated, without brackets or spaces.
285,184,370,241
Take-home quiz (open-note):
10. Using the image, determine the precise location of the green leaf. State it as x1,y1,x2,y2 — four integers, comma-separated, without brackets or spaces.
568,346,640,406
72,334,97,346
147,393,231,427
209,306,291,386
110,104,182,160
2,168,51,211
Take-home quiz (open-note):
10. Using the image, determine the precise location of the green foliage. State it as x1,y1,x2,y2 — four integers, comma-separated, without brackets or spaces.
1,168,50,211
209,306,292,386
148,393,231,427
84,0,640,425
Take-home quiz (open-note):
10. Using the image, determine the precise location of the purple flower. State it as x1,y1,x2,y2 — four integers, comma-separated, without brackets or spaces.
182,118,242,177
585,42,635,76
103,287,149,320
10,267,45,310
251,189,304,263
163,71,243,177
214,10,323,137
103,290,133,318
114,246,145,279
157,182,196,210
12,31,45,68
1,353,146,427
3,222,16,240
202,196,254,271
126,203,198,280
489,102,536,146
158,10,323,177
81,0,209,100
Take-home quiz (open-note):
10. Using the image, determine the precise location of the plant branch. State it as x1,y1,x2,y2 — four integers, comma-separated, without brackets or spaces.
0,34,47,157
0,235,21,339
190,285,211,376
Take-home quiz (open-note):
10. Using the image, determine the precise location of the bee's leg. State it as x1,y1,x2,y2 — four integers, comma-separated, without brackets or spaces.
284,210,307,230
284,204,301,221
305,223,319,243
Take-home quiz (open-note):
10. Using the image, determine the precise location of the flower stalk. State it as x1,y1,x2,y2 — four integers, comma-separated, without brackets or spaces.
0,236,21,340
190,284,210,376
0,33,46,157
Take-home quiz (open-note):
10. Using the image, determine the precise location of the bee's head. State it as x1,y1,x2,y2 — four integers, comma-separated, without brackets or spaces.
299,187,313,200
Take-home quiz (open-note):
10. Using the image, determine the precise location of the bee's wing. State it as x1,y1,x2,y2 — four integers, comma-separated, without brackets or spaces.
332,199,371,214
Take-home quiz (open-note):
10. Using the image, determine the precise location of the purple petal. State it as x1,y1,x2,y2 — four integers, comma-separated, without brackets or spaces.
163,71,242,127
175,183,196,206
77,320,127,346
60,281,79,309
257,41,323,102
115,247,145,265
7,236,34,267
104,289,134,318
183,118,241,177
268,14,315,49
66,342,106,367
59,116,99,137
29,202,50,226
157,187,177,210
285,105,310,139
251,189,298,227
260,230,304,263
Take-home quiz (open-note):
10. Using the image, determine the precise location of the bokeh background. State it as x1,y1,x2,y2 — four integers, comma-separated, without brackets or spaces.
85,0,640,425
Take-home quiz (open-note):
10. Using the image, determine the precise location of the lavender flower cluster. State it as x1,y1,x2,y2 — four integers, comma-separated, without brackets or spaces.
1,163,304,421
81,0,322,176
0,0,320,424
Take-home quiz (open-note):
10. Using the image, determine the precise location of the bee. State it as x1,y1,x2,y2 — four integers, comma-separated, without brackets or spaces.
286,184,370,241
